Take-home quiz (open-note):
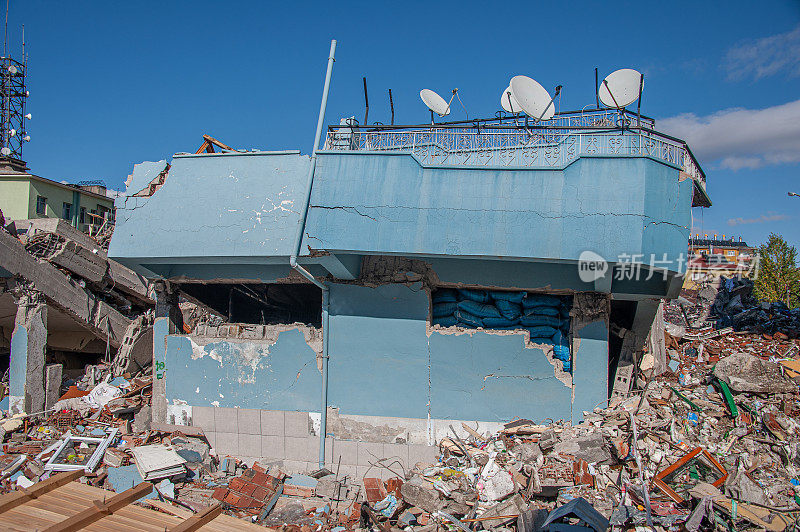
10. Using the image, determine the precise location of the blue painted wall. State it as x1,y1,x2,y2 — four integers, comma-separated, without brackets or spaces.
164,329,321,411
109,152,310,268
304,154,690,270
8,325,27,400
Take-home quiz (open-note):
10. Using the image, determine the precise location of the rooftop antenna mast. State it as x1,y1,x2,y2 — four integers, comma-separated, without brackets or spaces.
0,0,29,163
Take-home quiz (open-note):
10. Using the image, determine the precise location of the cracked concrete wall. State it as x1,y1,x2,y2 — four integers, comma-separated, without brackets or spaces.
109,152,310,277
163,324,322,411
303,154,692,268
327,282,578,425
156,281,610,435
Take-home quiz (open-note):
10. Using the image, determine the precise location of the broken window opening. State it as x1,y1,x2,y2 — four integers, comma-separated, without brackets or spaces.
430,287,573,372
177,283,322,328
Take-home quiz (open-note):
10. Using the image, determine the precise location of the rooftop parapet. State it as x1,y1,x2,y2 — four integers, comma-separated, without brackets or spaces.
323,108,706,193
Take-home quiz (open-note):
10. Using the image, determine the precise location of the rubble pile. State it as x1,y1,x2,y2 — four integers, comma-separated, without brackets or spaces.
667,276,800,337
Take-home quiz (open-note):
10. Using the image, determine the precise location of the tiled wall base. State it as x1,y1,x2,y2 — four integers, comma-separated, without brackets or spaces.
187,406,439,479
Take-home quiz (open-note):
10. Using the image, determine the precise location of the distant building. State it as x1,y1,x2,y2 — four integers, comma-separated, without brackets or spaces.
0,158,115,234
685,234,756,289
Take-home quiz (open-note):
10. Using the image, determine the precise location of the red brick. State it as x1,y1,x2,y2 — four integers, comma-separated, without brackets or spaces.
251,472,269,486
239,481,257,497
229,477,247,492
283,484,315,497
212,487,229,501
224,492,241,506
252,486,269,501
363,477,386,504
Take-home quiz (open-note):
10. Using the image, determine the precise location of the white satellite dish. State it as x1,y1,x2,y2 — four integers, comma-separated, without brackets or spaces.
500,86,523,113
23,135,30,142
420,89,451,117
510,76,556,121
598,68,642,109
9,129,15,137
1,147,10,156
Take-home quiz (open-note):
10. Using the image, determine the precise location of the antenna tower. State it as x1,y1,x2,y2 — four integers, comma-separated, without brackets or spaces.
0,0,29,162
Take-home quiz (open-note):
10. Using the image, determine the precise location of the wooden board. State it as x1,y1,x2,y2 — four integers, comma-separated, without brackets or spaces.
0,480,269,531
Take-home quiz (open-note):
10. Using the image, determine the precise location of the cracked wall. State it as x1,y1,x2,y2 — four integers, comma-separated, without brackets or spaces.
164,324,321,411
304,154,691,267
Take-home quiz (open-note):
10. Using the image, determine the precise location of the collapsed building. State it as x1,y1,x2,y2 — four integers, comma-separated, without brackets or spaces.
0,217,154,414
106,100,710,476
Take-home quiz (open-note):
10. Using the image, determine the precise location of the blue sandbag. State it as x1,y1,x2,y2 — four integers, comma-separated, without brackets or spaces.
454,309,483,328
459,289,490,303
483,316,520,327
553,345,571,372
533,306,561,317
433,315,458,327
552,329,569,346
457,299,501,318
432,289,458,303
491,291,525,303
527,325,558,338
432,302,457,318
495,300,522,320
522,294,563,309
519,314,562,327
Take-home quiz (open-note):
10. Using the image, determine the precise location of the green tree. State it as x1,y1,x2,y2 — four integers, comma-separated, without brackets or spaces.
753,233,800,307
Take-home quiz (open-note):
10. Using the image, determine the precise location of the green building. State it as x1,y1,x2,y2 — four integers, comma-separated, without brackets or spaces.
0,159,115,234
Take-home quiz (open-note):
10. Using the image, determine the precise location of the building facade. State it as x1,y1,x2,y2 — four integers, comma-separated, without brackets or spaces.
108,109,710,474
0,161,115,234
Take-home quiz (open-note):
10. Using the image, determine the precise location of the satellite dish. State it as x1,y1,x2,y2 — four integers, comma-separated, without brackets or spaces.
9,129,15,137
598,68,642,109
420,89,451,117
24,113,31,120
7,65,16,75
500,86,523,113
510,76,556,121
1,147,10,156
23,135,29,142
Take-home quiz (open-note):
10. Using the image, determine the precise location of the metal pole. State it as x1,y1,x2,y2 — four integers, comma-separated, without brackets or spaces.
289,39,336,470
362,77,369,126
388,88,394,125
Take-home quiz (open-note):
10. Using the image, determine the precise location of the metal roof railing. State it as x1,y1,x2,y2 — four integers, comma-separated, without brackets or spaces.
323,109,706,190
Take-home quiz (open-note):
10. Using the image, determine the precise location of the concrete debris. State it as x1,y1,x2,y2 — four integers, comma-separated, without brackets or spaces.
713,351,795,393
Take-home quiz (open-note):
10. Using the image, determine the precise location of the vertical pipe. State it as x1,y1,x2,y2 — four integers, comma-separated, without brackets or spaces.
319,289,330,467
362,77,369,126
594,68,599,109
388,88,394,125
289,39,336,470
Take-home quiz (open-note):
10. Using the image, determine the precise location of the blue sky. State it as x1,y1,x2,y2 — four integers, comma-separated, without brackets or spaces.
11,0,800,249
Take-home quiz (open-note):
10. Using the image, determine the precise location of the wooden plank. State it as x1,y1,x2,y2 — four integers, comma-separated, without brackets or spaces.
0,470,85,514
167,503,222,532
42,482,153,532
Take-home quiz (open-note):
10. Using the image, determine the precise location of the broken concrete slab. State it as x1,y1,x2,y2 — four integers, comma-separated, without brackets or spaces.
400,476,442,513
713,352,795,394
553,432,611,464
0,230,132,348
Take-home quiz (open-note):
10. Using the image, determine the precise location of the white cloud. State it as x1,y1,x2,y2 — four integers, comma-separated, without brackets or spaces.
659,99,800,170
727,212,791,227
725,24,800,81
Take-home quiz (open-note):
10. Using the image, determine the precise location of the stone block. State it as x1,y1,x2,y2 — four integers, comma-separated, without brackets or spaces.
215,432,239,456
215,407,238,434
285,411,310,437
193,406,215,432
261,435,285,460
331,439,358,466
238,409,261,435
239,433,261,456
260,410,285,436
408,444,438,468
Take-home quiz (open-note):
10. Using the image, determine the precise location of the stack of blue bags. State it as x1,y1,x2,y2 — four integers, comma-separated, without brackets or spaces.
431,288,572,372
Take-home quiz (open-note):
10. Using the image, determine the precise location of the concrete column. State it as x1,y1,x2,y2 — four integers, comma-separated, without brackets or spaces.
45,363,63,411
571,292,610,423
152,282,182,423
8,281,47,414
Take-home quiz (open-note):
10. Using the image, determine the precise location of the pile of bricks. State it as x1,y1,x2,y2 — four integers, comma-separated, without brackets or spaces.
212,467,282,510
